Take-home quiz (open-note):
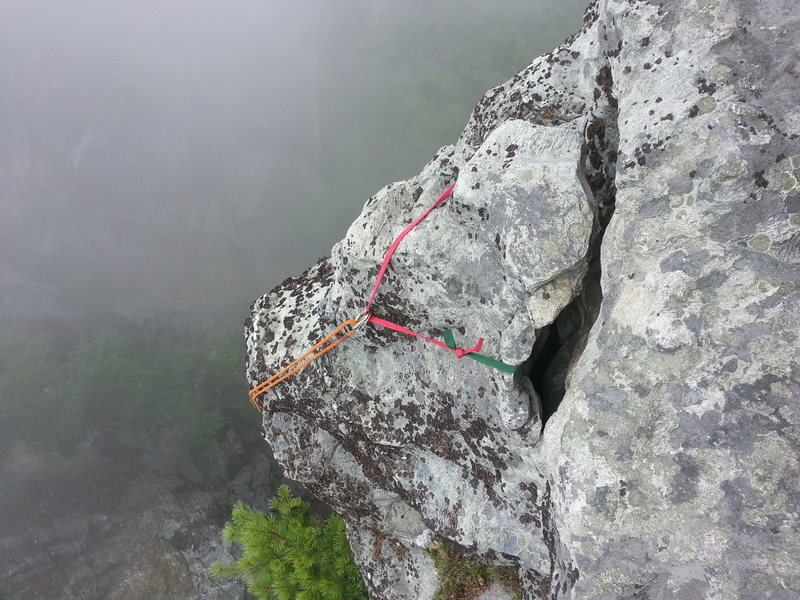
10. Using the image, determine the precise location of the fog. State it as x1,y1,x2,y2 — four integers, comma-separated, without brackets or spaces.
2,1,328,322
0,2,589,597
1,0,588,327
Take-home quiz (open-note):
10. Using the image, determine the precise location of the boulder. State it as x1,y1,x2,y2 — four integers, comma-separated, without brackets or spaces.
245,1,800,598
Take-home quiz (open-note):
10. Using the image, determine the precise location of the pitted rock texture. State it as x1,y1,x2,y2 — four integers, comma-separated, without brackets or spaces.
245,1,800,599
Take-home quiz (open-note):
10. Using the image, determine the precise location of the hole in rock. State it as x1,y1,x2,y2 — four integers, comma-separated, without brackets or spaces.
525,294,588,426
521,234,608,429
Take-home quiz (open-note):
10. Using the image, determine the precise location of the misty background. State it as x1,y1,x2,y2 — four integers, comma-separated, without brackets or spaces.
2,0,588,325
0,1,588,598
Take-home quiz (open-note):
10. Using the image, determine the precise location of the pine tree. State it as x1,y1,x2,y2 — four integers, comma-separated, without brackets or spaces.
212,485,368,600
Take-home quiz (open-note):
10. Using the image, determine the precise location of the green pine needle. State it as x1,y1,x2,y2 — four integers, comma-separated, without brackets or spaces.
211,488,368,600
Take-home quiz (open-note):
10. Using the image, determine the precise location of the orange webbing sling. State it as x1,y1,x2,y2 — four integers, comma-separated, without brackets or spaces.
248,317,366,410
248,180,516,410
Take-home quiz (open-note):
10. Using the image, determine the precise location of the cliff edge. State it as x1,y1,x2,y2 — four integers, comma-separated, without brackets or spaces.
245,1,800,598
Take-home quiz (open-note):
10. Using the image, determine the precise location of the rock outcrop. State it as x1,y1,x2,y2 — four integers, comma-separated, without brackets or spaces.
0,427,316,600
245,1,800,598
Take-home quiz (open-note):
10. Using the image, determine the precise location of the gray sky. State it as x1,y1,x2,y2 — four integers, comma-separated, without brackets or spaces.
0,0,588,326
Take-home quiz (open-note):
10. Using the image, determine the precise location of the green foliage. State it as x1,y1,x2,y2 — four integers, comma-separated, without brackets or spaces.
0,330,81,454
201,327,253,428
212,485,368,600
0,322,249,461
63,330,147,427
426,539,522,600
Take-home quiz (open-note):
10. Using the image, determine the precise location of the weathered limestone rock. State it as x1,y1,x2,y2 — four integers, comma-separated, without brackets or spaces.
245,1,800,598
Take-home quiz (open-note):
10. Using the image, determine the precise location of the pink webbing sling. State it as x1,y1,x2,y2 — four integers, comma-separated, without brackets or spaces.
249,179,516,409
362,182,516,372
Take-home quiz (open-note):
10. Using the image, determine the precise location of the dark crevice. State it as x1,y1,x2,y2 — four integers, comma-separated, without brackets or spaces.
521,254,605,429
527,294,589,425
528,322,563,421
523,59,619,430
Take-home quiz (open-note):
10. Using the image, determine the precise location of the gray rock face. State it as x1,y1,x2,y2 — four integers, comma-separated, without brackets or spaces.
245,1,800,598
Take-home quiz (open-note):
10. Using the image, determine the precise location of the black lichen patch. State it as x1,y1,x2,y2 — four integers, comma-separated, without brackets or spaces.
697,78,718,95
595,65,618,109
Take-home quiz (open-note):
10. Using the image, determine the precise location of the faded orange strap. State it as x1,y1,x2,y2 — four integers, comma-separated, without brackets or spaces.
248,319,361,410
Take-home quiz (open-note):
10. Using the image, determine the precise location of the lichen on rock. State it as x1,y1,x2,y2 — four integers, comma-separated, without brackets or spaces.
245,1,800,598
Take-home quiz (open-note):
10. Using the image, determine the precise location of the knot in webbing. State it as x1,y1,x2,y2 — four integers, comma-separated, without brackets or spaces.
454,338,484,358
443,330,518,373
248,181,520,412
